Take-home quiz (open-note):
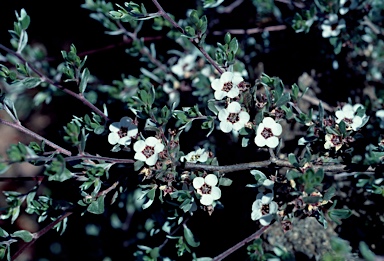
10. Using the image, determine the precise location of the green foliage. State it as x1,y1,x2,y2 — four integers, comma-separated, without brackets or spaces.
0,1,383,260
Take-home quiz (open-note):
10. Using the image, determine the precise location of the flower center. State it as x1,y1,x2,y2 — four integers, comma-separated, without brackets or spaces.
222,82,233,92
118,127,128,138
261,204,270,215
200,184,212,194
331,135,342,145
191,154,201,161
261,127,273,139
227,112,240,123
343,118,353,124
142,146,155,158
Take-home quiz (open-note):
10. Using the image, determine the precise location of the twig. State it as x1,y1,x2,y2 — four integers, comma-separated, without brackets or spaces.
152,0,224,75
184,160,376,174
212,225,270,261
362,16,383,35
11,211,73,261
212,25,287,36
0,44,110,122
217,0,244,14
76,36,162,58
0,118,72,156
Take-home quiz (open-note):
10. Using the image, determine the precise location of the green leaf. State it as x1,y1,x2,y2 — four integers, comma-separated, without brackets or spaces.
323,186,336,201
229,37,238,53
224,32,231,44
79,68,90,94
11,230,33,242
219,177,232,186
288,153,300,167
0,227,9,237
275,92,290,107
87,195,105,214
183,224,200,247
328,208,352,225
359,241,376,261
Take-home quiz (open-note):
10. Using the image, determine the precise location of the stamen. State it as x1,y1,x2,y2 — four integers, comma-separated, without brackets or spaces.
261,127,273,139
142,146,155,158
222,82,233,92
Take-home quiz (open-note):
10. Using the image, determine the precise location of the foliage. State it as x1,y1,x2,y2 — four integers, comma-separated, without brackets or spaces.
0,0,383,260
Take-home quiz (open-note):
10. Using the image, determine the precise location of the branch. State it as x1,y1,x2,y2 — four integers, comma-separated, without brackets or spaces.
213,25,287,36
11,211,73,261
152,0,224,75
0,44,110,122
184,159,376,174
0,118,72,156
212,225,270,261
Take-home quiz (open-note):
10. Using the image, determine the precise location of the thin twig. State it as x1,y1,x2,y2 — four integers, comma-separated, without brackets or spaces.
0,118,72,156
212,25,287,36
76,36,162,58
152,0,224,75
184,160,376,174
0,44,110,122
217,0,244,14
212,225,270,261
11,211,73,261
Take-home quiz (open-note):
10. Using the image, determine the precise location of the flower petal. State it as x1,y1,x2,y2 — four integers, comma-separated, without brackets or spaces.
227,102,241,113
118,136,132,146
146,154,158,166
211,79,221,91
133,140,146,152
211,187,221,200
134,152,147,162
255,135,266,147
154,143,165,153
214,90,226,100
271,122,282,136
259,214,274,226
200,194,214,206
265,136,279,148
220,121,233,133
205,174,218,186
220,71,233,83
108,133,119,145
193,177,205,189
146,137,159,146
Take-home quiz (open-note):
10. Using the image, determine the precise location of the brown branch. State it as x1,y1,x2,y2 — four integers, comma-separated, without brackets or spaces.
11,211,73,261
213,25,287,36
217,0,244,13
0,118,72,156
0,44,110,122
184,159,376,174
212,225,270,261
152,0,224,75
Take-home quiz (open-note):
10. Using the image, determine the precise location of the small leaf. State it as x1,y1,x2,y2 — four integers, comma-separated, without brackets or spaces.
183,224,200,247
219,177,232,186
359,241,376,261
79,68,90,94
11,230,33,242
87,195,105,214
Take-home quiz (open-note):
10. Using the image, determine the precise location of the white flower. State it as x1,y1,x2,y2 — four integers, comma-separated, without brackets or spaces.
211,71,243,100
193,174,221,206
108,117,138,146
181,148,209,163
171,54,197,78
218,101,250,133
335,103,365,131
321,14,345,38
251,193,278,226
324,133,343,151
254,117,282,148
376,109,384,129
133,137,165,166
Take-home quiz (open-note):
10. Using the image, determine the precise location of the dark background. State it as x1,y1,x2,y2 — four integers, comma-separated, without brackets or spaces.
0,1,379,260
